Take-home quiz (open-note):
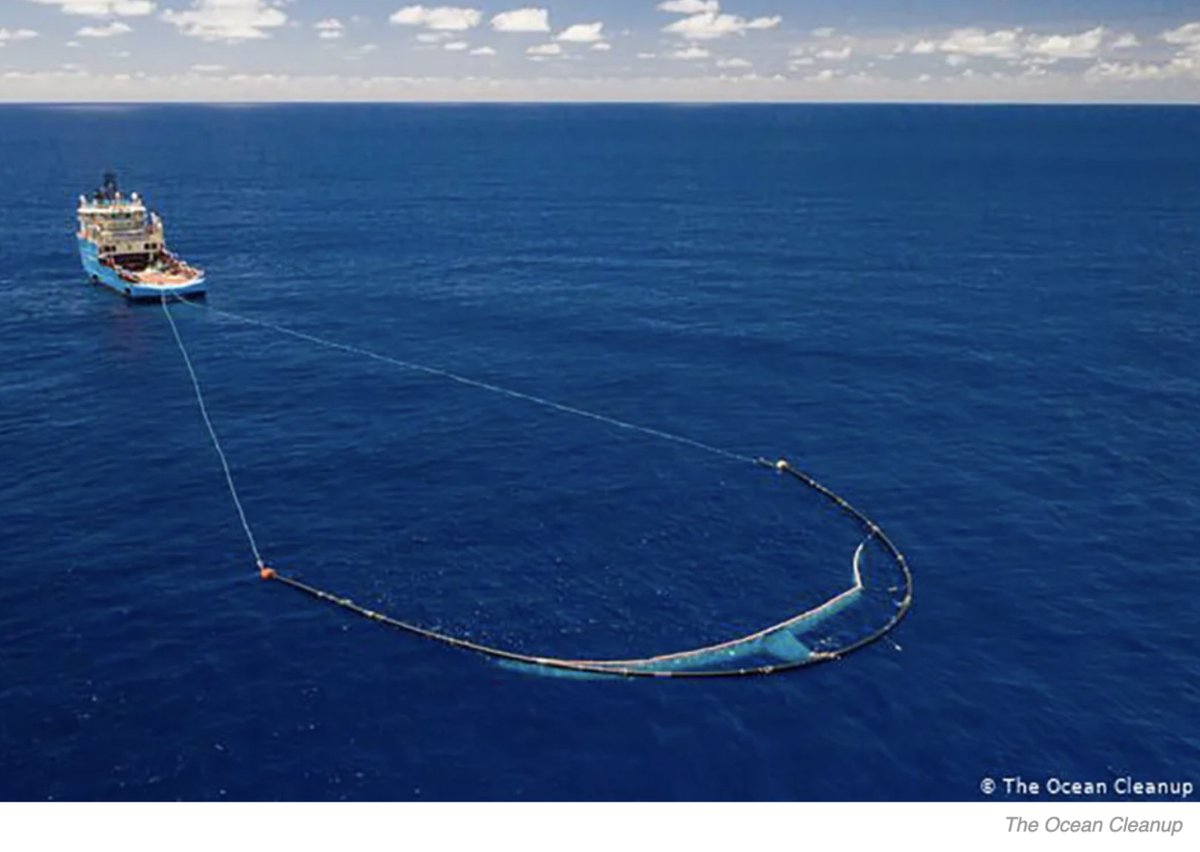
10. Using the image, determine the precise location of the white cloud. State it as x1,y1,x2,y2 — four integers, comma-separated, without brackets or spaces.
468,45,495,55
912,25,1114,64
816,46,851,61
0,28,39,42
389,6,482,31
590,42,610,52
1085,58,1197,82
811,27,835,39
1111,33,1139,49
670,45,710,60
417,32,452,43
664,11,781,41
939,28,1023,59
557,22,603,43
161,1,287,41
1162,22,1200,46
492,8,549,33
636,52,656,59
443,40,468,50
806,69,839,83
945,54,968,67
716,56,750,68
656,0,718,13
1026,26,1106,60
526,42,561,56
190,63,223,72
27,0,155,17
77,21,132,37
314,18,344,40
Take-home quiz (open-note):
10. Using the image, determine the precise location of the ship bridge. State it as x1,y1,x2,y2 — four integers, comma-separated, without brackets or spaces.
78,173,165,260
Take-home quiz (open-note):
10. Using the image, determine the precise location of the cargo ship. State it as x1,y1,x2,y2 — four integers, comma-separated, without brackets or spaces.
77,173,206,300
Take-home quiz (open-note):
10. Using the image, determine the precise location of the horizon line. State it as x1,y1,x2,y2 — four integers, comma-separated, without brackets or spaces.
1,98,1198,107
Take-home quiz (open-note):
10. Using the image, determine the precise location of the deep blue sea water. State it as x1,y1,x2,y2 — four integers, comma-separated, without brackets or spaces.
1,104,1197,801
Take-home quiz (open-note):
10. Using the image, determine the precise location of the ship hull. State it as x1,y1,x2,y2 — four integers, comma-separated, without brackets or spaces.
78,237,206,301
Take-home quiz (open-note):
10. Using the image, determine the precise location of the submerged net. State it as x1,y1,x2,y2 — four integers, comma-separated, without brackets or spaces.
159,297,913,678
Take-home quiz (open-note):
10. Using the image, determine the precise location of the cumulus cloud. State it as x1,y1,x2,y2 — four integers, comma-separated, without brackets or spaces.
815,46,851,61
389,6,482,31
670,45,710,60
811,27,835,39
468,45,495,55
525,41,561,56
590,42,611,51
938,28,1023,59
1086,56,1197,82
1162,22,1200,46
0,27,39,42
716,56,750,68
443,40,468,50
27,0,155,16
656,0,719,13
1111,32,1139,49
806,69,839,83
77,21,132,37
492,8,549,33
1026,26,1106,60
663,10,781,41
911,25,1119,64
161,1,287,41
314,18,344,40
557,22,603,43
190,63,223,72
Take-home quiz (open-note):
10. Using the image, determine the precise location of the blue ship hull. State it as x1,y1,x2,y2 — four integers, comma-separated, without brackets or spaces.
79,237,206,301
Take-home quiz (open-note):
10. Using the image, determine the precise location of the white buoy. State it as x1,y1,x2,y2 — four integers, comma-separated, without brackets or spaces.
775,459,789,472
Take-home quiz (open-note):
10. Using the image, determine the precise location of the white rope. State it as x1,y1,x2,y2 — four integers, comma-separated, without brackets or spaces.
160,296,265,568
176,299,757,466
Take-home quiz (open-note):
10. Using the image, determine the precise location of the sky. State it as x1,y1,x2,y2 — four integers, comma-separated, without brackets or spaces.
0,1,1198,102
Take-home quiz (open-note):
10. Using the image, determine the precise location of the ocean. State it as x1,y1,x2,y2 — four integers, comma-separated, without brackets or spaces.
0,103,1197,800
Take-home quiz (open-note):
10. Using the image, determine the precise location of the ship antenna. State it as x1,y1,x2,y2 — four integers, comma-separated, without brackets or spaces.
102,171,118,201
